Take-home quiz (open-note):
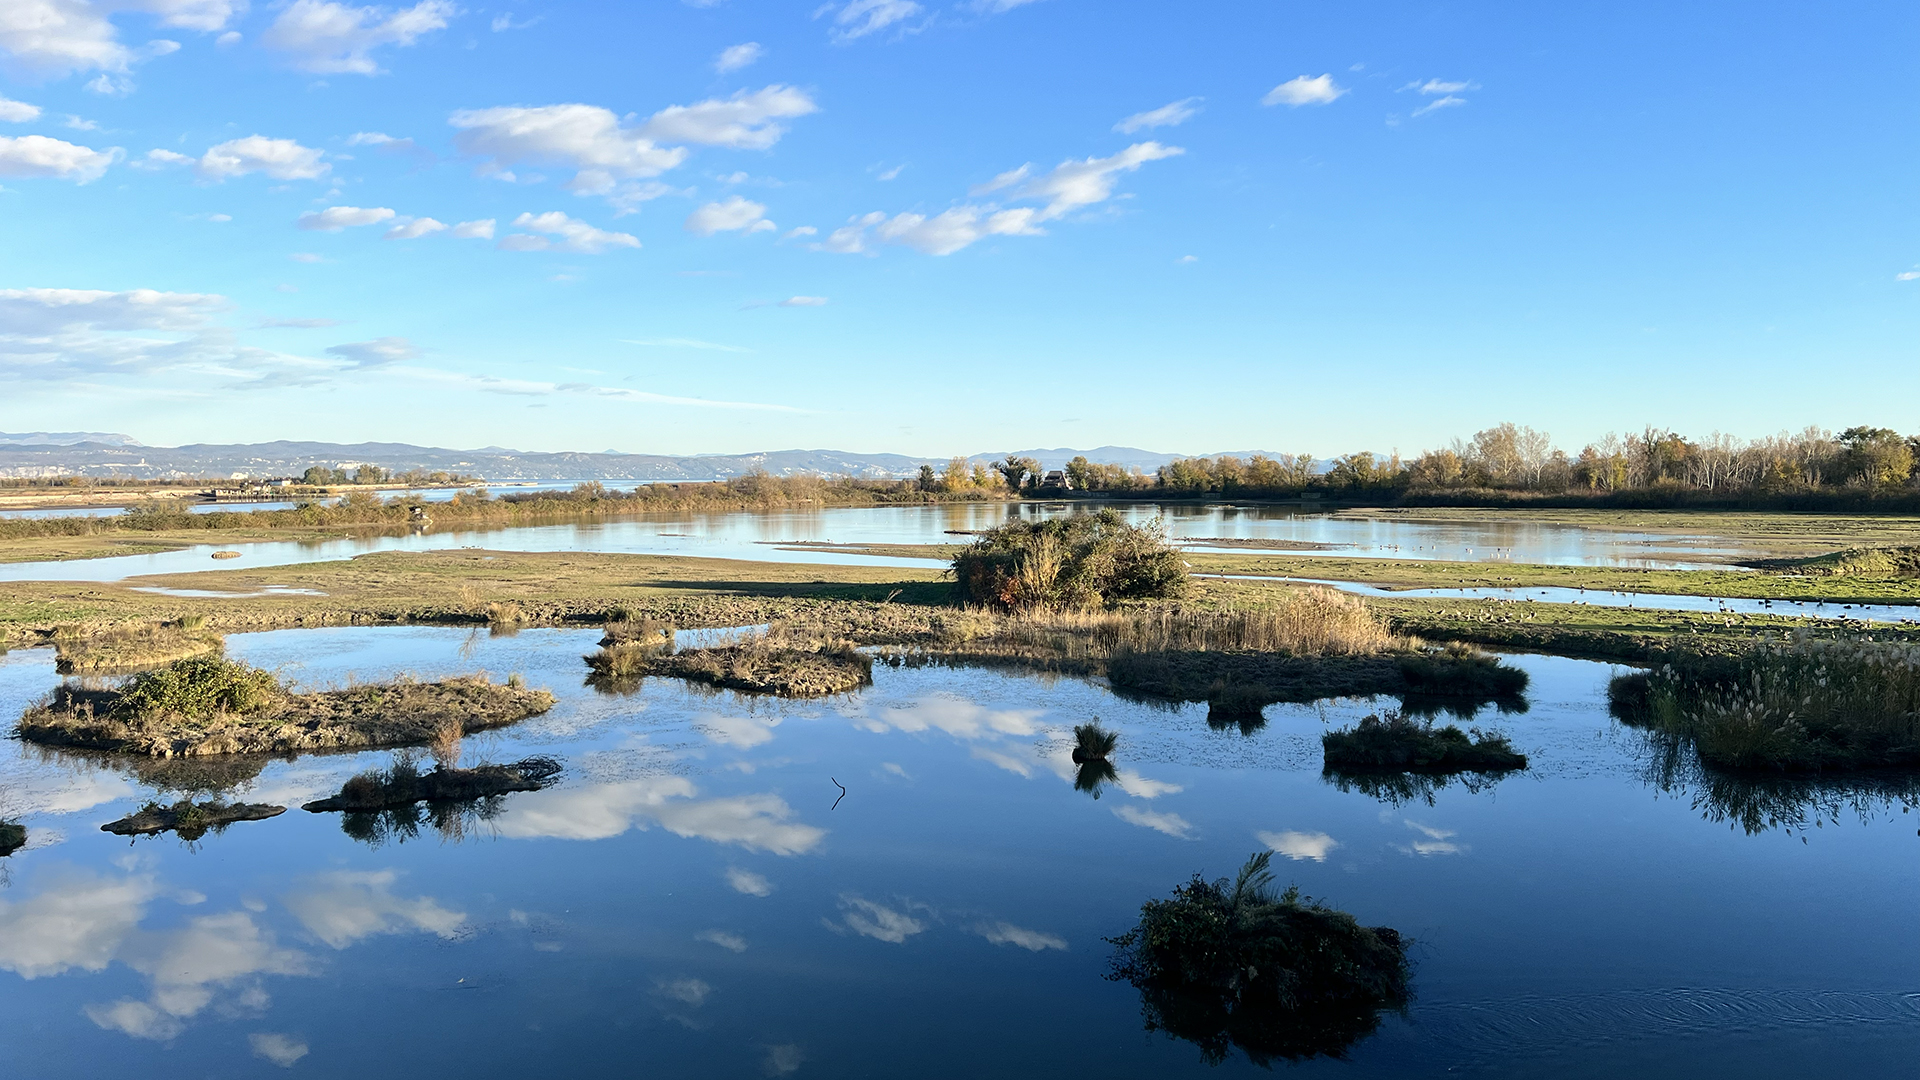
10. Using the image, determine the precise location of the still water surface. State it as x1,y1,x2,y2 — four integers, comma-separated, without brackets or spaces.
0,502,1749,585
3,627,1918,1077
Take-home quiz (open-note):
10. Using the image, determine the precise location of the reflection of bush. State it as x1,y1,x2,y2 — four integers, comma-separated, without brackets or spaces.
1107,853,1410,1066
1640,736,1920,835
0,821,25,856
1322,767,1513,808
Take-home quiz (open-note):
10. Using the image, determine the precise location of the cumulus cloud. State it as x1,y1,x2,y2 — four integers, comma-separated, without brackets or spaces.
383,215,446,239
250,1033,311,1068
493,777,826,854
685,195,774,236
778,296,826,306
1262,74,1346,107
1258,829,1339,862
976,921,1066,951
715,41,762,73
0,0,218,80
284,870,465,949
197,135,329,180
725,867,773,896
89,909,308,1041
449,217,494,239
1115,97,1200,134
0,869,155,979
296,205,395,231
1112,805,1194,839
819,0,921,42
325,336,419,366
130,146,190,168
829,896,924,943
0,94,42,122
1898,270,1920,282
498,210,639,253
0,133,119,182
639,85,817,150
822,142,1181,256
261,0,455,75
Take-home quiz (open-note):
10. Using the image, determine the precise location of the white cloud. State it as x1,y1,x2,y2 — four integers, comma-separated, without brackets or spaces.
1400,818,1464,856
0,94,42,122
715,41,762,73
830,896,924,943
296,204,395,231
325,336,419,366
623,337,751,353
848,693,1042,738
976,921,1066,951
876,163,903,181
449,217,494,239
1411,95,1466,117
130,146,190,168
1258,829,1339,862
0,285,224,333
384,215,446,239
0,133,119,182
657,976,710,1006
1262,74,1346,107
696,929,748,953
685,195,775,236
489,12,536,31
261,0,454,75
972,0,1045,9
1115,97,1200,134
1409,78,1477,95
1112,805,1194,838
778,295,826,306
197,135,329,180
101,909,308,1039
826,142,1181,257
725,867,773,896
0,0,127,80
639,85,818,150
1177,254,1197,264
1898,270,1920,282
288,252,324,263
820,0,921,42
134,0,246,32
250,1033,310,1068
499,210,640,254
764,1045,805,1076
450,102,686,194
283,870,465,949
1112,769,1182,799
783,225,817,239
0,870,154,979
695,711,779,747
493,777,826,854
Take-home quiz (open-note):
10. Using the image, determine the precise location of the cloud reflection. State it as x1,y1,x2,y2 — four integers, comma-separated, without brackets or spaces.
1112,805,1195,839
1258,830,1340,862
284,870,465,949
847,693,1042,740
0,869,155,979
976,922,1067,951
494,778,826,855
1399,819,1464,856
829,896,925,944
250,1032,311,1067
726,867,775,896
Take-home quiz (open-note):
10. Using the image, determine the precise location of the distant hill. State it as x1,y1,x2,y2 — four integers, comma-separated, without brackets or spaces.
0,438,1304,481
0,431,142,448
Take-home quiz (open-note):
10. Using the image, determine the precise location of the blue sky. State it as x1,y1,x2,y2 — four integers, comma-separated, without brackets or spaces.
0,0,1914,457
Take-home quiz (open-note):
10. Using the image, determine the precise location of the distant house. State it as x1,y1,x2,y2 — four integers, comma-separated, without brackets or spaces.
1038,470,1072,492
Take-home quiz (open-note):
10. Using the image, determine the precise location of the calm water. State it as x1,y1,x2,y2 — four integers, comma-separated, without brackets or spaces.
0,502,1750,584
4,628,1919,1077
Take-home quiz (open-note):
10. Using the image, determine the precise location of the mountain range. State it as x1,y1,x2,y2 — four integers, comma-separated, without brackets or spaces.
0,435,1285,482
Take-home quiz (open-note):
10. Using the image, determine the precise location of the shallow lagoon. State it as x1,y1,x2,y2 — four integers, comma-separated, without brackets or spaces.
0,501,1746,584
4,628,1920,1077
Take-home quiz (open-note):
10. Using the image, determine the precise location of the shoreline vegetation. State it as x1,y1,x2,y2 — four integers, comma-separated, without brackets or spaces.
303,755,563,813
17,655,554,757
101,799,285,839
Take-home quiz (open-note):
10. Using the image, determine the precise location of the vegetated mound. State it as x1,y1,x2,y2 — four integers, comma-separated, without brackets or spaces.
54,622,223,675
102,799,285,839
0,821,25,856
1744,545,1920,578
1322,712,1526,773
588,626,872,697
1106,852,1411,1066
1071,721,1121,798
303,755,562,813
1609,631,1920,773
951,508,1188,610
17,655,555,757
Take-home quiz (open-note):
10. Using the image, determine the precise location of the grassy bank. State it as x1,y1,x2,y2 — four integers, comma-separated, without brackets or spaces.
19,655,555,757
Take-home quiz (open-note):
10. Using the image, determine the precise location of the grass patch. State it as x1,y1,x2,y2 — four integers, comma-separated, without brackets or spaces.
1106,852,1410,1066
101,799,285,839
611,626,874,697
18,656,555,757
1322,711,1526,773
302,753,562,812
54,624,224,675
1611,632,1920,772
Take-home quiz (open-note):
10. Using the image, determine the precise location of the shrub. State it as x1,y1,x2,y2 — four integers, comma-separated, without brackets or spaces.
951,509,1187,610
1106,852,1410,1065
114,655,281,719
1322,712,1526,773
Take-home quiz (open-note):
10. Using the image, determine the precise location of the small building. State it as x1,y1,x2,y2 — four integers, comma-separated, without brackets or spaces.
1038,470,1072,492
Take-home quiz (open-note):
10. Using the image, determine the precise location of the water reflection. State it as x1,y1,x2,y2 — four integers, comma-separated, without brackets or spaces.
1642,742,1920,836
491,777,826,854
1323,767,1518,808
1074,756,1119,798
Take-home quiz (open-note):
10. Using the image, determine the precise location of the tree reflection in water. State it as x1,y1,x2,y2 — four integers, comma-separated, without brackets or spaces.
1641,736,1920,836
338,795,510,847
1073,756,1118,798
1321,766,1514,808
1106,853,1410,1067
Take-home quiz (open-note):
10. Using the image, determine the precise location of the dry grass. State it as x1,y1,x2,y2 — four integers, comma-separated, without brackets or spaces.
101,799,285,839
646,626,873,697
303,754,562,813
18,668,556,758
53,622,224,675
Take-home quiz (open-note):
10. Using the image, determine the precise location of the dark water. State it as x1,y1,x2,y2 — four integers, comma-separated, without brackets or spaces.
0,502,1747,584
3,629,1918,1077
